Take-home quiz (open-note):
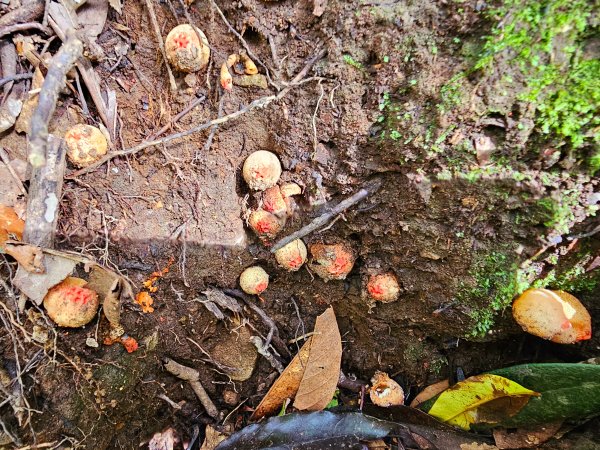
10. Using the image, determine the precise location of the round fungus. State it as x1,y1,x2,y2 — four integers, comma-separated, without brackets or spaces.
274,239,307,272
239,266,269,295
43,277,100,328
242,151,282,191
165,24,210,73
64,124,108,168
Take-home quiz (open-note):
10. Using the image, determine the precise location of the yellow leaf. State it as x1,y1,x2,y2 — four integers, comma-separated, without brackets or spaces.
428,374,539,430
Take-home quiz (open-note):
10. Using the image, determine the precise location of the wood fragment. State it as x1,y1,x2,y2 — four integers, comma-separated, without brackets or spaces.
23,136,66,248
27,32,82,168
0,0,44,29
271,178,383,252
68,48,327,177
163,358,219,419
144,0,177,92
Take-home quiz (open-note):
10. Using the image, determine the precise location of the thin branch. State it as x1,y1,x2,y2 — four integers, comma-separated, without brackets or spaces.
68,48,327,178
144,0,177,92
28,32,82,167
0,22,52,38
163,358,219,418
271,178,383,252
0,73,34,88
147,94,206,141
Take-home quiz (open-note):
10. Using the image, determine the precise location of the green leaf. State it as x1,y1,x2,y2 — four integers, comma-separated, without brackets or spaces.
426,374,539,430
487,363,600,427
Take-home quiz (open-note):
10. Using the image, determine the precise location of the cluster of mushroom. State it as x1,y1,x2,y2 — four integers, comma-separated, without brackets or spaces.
239,150,401,304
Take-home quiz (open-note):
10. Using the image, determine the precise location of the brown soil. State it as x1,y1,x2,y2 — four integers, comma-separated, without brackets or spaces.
1,0,598,448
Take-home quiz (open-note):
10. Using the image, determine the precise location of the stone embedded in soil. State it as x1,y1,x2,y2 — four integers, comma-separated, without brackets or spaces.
210,325,258,382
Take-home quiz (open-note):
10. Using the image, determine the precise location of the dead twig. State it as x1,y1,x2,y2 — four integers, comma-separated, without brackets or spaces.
148,94,206,141
0,22,52,38
311,81,325,156
222,289,291,358
198,92,224,157
271,178,383,252
163,358,219,418
68,48,327,177
28,31,82,167
144,0,178,92
250,336,284,373
0,73,34,88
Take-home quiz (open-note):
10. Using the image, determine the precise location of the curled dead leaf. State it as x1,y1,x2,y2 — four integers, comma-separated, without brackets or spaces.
251,337,312,420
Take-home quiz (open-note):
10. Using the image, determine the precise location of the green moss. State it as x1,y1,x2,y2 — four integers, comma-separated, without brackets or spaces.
537,191,579,236
474,0,599,169
457,251,530,338
529,262,598,294
343,54,364,70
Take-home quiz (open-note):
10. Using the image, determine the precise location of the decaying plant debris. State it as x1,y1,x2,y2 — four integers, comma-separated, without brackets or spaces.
0,0,599,448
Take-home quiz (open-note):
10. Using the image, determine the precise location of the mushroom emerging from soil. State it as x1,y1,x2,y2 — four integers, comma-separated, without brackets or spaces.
248,209,284,240
309,243,356,281
43,277,100,327
280,182,302,198
369,371,404,407
512,288,592,344
64,124,108,168
165,24,210,73
262,186,287,217
242,151,282,191
367,273,400,303
239,266,269,295
274,239,307,272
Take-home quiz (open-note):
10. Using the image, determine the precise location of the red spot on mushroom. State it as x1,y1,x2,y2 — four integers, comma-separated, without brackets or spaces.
173,33,190,49
252,168,268,180
63,285,93,304
561,319,572,330
255,219,272,233
330,255,350,275
368,283,385,297
255,281,268,293
289,255,303,268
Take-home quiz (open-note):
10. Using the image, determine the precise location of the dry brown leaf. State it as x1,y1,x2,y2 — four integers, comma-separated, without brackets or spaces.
86,265,131,327
0,205,25,246
410,379,450,408
4,242,44,273
293,307,342,411
493,421,562,449
251,337,313,420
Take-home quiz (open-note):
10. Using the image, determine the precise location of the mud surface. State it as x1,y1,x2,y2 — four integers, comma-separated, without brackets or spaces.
0,0,599,448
